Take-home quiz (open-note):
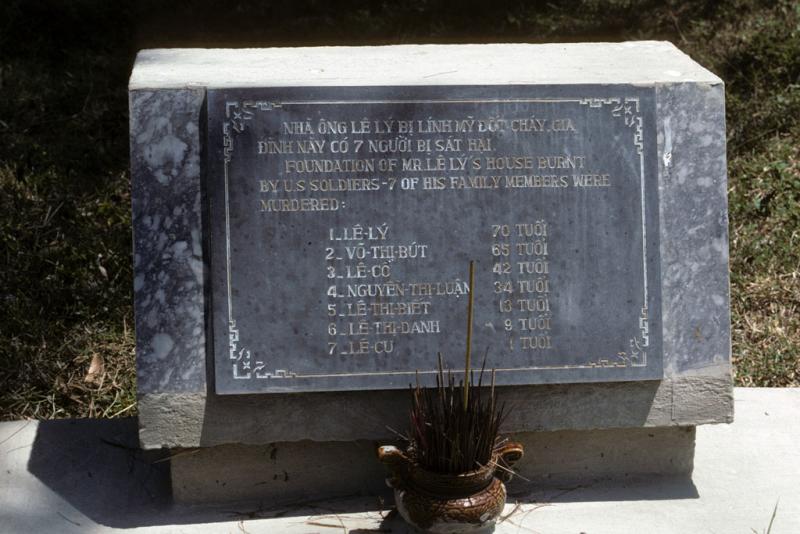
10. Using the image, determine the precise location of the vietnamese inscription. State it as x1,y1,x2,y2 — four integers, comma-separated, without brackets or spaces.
207,86,662,394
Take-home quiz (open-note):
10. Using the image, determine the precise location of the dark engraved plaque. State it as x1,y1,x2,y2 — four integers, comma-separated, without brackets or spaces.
207,86,662,394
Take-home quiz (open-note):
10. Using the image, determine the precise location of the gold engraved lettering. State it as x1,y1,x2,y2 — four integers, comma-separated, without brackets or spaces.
373,320,441,335
572,173,611,187
370,301,432,316
285,159,375,173
345,283,405,298
485,156,534,170
259,198,339,212
537,155,586,169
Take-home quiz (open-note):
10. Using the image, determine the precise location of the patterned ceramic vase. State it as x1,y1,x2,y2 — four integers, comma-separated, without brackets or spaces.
377,442,524,533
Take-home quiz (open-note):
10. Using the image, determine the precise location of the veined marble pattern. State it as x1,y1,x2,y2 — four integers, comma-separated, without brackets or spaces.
656,82,731,376
130,88,207,394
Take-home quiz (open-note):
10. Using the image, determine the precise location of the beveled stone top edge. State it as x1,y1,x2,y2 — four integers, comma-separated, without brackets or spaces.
128,42,723,90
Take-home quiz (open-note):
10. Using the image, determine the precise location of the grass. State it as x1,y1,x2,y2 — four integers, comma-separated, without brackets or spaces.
0,162,137,418
0,0,798,420
730,136,800,386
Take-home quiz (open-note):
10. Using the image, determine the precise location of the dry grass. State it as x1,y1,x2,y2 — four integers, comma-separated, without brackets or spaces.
0,323,136,419
1,162,136,417
729,139,800,386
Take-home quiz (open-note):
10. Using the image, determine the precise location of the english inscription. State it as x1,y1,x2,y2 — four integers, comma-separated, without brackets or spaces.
207,86,662,394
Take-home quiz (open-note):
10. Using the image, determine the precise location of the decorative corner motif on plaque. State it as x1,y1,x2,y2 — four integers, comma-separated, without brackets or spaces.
579,97,643,155
229,320,299,380
586,355,629,368
229,319,252,379
223,100,280,162
254,366,298,379
628,307,650,367
608,308,649,368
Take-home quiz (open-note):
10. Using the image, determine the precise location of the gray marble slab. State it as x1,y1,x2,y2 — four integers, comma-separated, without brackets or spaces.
206,86,663,394
130,88,207,395
655,83,730,376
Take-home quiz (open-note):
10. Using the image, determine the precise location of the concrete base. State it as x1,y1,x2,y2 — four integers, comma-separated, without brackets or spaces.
171,426,695,504
138,374,732,449
1,388,797,533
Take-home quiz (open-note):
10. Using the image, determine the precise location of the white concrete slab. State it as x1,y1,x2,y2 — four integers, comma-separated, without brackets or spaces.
129,42,722,90
1,388,797,533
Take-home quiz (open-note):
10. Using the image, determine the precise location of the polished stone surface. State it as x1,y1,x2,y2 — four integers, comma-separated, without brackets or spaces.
129,88,207,395
656,83,730,375
207,86,662,394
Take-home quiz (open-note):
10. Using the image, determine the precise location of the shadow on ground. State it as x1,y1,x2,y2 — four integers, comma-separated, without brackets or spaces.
22,417,696,529
26,418,175,528
24,418,387,528
509,475,699,503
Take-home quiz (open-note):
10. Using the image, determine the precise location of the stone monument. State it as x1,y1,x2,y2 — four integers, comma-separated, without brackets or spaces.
129,42,731,504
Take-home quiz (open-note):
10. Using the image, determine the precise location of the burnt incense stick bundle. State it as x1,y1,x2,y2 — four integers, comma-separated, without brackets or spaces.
408,261,507,475
409,357,507,474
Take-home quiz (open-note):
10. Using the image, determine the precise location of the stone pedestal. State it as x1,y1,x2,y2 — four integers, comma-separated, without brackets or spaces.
129,43,731,505
171,426,695,505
